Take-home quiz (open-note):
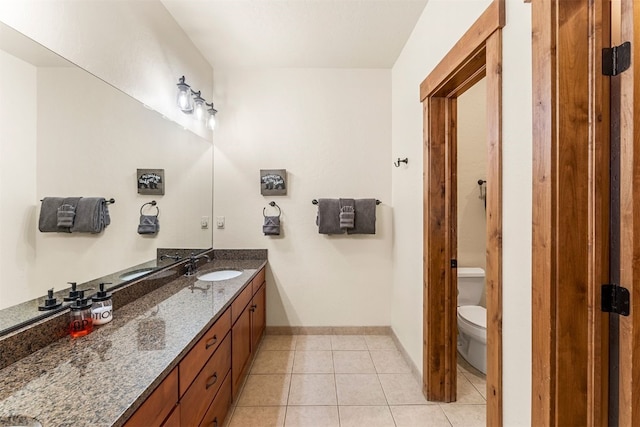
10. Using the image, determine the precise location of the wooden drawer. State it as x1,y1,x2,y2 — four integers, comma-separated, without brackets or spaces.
124,368,178,427
252,268,265,295
199,371,232,427
179,308,231,396
231,283,252,325
180,333,231,427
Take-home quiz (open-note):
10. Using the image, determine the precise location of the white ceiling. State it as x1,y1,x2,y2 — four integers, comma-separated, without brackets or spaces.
161,0,428,69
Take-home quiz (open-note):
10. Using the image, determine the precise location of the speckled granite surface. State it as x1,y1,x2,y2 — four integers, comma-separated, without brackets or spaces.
0,255,267,427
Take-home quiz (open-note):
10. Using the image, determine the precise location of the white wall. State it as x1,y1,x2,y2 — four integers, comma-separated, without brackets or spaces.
457,78,487,271
501,1,533,423
0,0,213,140
213,68,393,327
0,51,37,309
390,0,532,424
390,0,492,381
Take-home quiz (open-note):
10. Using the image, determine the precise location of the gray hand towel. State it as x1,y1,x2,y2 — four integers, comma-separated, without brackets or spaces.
39,197,65,232
316,198,344,234
339,198,355,229
138,215,159,235
263,216,280,235
347,198,377,235
70,197,108,233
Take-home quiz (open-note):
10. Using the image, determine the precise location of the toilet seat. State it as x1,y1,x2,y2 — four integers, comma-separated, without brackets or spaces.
458,305,486,328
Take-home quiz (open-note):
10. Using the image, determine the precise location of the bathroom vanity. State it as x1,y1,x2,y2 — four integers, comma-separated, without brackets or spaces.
0,250,267,427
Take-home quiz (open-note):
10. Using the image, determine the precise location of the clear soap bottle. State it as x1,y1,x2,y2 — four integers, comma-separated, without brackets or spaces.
91,283,113,326
69,291,93,338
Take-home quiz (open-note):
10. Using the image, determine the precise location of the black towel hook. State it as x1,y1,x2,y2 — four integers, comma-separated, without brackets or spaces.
394,158,408,167
140,200,159,216
264,201,281,217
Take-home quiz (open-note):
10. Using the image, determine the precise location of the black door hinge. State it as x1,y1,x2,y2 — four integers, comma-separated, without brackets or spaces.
602,284,630,316
603,42,631,76
451,259,457,268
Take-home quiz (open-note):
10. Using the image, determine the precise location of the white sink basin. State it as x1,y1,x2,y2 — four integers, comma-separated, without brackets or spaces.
198,270,242,281
119,268,155,281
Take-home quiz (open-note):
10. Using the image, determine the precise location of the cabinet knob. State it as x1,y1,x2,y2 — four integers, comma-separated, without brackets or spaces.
206,372,218,389
205,335,218,349
213,417,218,427
250,304,257,312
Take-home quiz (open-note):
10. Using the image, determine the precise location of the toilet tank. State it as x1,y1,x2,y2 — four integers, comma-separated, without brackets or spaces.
457,267,485,306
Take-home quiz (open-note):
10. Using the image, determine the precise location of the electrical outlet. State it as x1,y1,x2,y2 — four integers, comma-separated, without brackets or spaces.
201,216,209,229
216,216,225,229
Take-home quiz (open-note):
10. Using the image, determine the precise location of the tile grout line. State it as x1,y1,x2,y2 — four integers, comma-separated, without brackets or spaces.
371,344,399,427
330,338,342,427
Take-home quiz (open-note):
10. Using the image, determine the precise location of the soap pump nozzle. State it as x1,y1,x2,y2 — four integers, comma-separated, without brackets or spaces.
93,283,112,300
38,288,63,311
63,282,81,302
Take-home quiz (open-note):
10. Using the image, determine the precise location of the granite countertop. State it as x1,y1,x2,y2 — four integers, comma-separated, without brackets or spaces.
0,257,267,427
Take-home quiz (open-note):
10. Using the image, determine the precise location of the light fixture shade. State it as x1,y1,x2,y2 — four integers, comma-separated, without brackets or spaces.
193,91,206,122
176,76,193,113
206,102,218,130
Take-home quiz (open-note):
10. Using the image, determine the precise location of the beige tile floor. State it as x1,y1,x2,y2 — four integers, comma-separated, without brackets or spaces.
225,335,486,427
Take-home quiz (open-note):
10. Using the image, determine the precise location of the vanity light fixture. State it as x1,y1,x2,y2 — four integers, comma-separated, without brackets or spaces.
176,76,219,130
193,91,206,121
176,76,193,113
206,102,217,130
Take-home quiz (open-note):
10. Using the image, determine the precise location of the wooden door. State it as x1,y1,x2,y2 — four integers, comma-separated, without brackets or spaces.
617,0,640,424
531,0,610,424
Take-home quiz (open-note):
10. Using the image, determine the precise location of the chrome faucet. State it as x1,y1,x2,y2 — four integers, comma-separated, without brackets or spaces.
159,253,181,262
184,253,210,276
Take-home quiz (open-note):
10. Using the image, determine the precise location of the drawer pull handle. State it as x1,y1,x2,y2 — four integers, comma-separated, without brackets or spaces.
205,335,218,349
206,373,218,389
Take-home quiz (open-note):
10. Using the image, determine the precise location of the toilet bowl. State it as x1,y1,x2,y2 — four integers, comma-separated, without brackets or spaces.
457,267,487,374
457,304,486,374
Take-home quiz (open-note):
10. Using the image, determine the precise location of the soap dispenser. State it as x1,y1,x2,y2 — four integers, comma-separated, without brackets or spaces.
91,283,113,326
38,288,63,311
63,282,81,302
69,291,93,338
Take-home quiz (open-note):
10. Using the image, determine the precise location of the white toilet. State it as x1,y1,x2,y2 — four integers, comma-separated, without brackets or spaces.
457,267,487,374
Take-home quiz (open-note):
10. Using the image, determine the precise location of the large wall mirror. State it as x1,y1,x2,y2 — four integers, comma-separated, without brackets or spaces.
0,22,213,334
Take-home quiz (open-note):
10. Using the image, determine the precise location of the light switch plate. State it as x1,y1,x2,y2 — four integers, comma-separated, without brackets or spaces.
216,216,225,229
201,216,209,229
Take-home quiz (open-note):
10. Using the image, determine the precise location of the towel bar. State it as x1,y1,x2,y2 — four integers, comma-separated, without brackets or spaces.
312,199,381,205
40,197,115,204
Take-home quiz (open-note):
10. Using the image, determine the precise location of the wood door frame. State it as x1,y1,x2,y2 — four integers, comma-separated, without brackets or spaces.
531,0,610,424
421,0,504,425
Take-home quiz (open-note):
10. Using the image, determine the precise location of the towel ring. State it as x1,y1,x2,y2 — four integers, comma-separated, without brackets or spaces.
140,200,159,216
263,201,281,217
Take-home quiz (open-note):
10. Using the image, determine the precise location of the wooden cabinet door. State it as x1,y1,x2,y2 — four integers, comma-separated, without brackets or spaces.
251,283,266,351
232,304,252,399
